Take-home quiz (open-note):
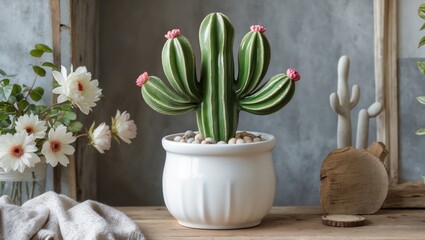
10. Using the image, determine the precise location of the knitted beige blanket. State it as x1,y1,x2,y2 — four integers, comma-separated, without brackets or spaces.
0,191,145,240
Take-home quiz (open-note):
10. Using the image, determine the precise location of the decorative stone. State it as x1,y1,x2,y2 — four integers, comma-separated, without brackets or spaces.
195,133,204,141
243,136,253,143
228,138,237,144
236,139,245,144
217,141,227,144
204,137,216,144
179,139,187,143
253,137,262,142
173,136,182,142
187,138,194,143
184,130,196,139
192,139,201,144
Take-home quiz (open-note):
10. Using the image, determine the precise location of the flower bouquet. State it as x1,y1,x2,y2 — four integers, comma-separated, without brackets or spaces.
0,44,137,204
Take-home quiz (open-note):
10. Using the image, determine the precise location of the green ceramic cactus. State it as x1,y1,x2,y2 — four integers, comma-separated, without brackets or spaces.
138,12,300,141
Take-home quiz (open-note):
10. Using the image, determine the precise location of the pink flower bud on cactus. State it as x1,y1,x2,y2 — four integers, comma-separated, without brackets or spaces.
165,29,181,39
286,68,300,81
250,25,266,33
136,72,149,87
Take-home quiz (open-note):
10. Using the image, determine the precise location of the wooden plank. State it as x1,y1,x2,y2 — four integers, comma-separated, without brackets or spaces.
374,0,387,153
50,0,62,194
117,206,425,239
387,0,399,186
383,181,425,208
70,0,98,201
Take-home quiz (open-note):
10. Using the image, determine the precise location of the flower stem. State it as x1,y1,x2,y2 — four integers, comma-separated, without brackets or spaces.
30,172,36,199
40,102,69,118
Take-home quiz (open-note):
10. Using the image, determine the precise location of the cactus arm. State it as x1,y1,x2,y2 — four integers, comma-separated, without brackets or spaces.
141,76,198,115
197,13,237,141
356,109,369,149
355,101,383,148
239,74,295,115
235,31,270,98
329,92,343,115
162,36,201,102
367,101,383,117
350,84,360,109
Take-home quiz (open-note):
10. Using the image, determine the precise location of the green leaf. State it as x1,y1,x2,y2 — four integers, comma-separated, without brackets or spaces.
42,62,59,71
1,79,10,86
32,66,46,77
419,36,425,48
0,69,6,76
0,85,13,101
30,49,44,58
418,61,425,75
62,111,77,121
17,99,29,111
419,3,425,19
29,87,44,101
68,121,83,133
417,96,425,105
12,84,22,95
416,128,425,135
35,44,53,53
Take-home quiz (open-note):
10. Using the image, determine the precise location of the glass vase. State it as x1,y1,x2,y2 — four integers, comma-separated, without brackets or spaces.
0,162,47,205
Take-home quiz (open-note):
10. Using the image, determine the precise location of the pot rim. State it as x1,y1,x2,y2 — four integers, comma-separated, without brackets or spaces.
162,131,276,156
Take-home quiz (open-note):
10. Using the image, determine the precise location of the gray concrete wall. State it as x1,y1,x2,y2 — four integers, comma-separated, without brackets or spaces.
97,0,378,206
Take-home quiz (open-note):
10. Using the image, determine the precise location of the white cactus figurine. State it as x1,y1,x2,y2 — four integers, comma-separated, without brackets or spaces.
356,102,383,149
330,56,360,148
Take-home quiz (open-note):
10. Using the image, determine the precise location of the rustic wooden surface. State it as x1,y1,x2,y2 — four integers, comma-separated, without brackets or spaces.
118,206,425,239
320,146,388,214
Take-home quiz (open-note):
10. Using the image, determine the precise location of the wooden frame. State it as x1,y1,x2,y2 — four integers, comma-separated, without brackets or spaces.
375,0,425,208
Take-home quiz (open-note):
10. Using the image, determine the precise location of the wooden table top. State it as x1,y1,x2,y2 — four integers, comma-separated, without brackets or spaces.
117,206,425,239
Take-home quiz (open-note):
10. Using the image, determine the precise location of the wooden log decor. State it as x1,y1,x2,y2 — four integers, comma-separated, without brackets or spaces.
320,142,389,214
321,215,366,227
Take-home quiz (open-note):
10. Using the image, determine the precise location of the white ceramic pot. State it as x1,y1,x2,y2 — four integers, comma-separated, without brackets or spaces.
162,132,276,229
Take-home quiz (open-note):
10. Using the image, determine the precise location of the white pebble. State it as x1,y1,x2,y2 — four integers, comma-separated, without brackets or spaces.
180,139,187,143
204,137,216,144
187,138,194,143
201,140,208,144
228,138,237,144
243,136,253,143
217,141,227,144
173,136,182,142
192,139,201,144
253,137,262,142
184,130,196,138
195,133,204,141
236,139,245,144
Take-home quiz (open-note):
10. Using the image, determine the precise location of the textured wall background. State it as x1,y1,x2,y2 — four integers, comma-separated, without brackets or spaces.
0,0,55,191
96,0,377,206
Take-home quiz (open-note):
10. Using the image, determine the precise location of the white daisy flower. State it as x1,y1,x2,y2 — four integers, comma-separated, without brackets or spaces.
41,124,76,167
52,65,102,115
112,110,137,144
89,122,111,154
0,132,40,173
15,113,47,139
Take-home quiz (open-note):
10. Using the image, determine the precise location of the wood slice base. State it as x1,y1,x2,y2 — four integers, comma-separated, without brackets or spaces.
321,215,366,227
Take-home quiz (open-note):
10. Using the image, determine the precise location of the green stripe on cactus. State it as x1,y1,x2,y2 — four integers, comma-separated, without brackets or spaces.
239,74,295,115
236,31,270,98
197,12,236,141
162,36,201,102
141,76,198,115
